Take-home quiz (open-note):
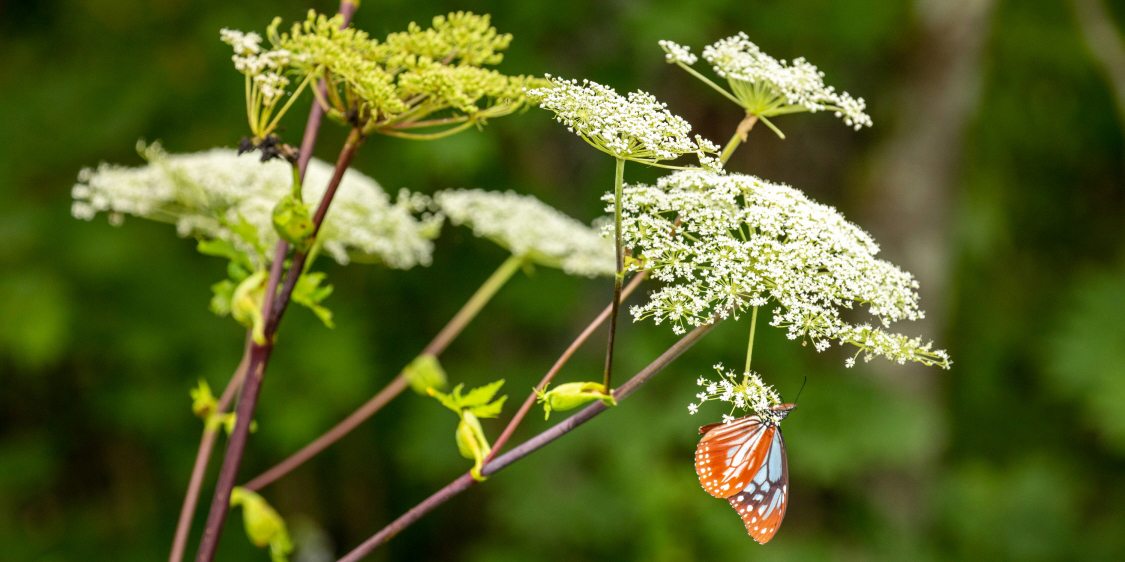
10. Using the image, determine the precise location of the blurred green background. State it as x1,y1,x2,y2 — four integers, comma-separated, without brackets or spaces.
3,0,1125,560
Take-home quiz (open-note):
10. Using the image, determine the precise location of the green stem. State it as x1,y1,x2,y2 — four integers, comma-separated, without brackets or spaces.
425,254,524,356
603,157,626,392
743,305,759,382
720,113,759,164
676,61,744,107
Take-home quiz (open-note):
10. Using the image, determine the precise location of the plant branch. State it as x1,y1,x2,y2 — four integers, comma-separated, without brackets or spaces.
483,272,646,466
242,255,525,492
168,334,252,562
336,320,718,562
720,112,758,164
603,157,626,392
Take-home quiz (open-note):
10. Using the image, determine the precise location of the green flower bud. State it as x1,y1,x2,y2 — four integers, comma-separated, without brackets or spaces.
230,487,293,562
190,380,217,420
403,354,447,395
272,194,316,252
535,382,616,420
231,271,269,344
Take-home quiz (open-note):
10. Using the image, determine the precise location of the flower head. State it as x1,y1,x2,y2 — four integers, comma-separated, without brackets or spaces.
702,33,872,131
658,40,697,65
615,169,949,368
72,143,441,270
688,365,783,421
526,76,721,170
221,24,305,140
434,189,615,277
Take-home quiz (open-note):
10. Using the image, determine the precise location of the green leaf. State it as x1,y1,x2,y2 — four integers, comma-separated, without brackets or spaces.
461,379,505,408
209,279,236,316
231,271,269,343
291,272,334,329
271,194,316,252
427,383,464,413
190,379,217,420
403,354,447,394
469,394,507,419
230,487,293,562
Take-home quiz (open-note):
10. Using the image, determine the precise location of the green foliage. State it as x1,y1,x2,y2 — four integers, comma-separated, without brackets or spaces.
231,270,269,343
230,486,293,562
271,194,316,252
290,271,335,329
429,381,507,479
535,382,615,419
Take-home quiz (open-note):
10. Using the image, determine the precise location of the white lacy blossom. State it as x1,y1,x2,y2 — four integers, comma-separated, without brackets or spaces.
689,365,783,421
221,26,307,129
72,143,441,270
701,32,872,130
434,189,615,277
526,76,721,170
614,169,950,368
658,40,697,65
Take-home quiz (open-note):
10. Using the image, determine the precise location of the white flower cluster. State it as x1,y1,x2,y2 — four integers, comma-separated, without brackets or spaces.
220,28,297,104
526,76,721,170
701,33,872,130
434,189,615,277
658,40,697,65
72,144,441,270
614,169,950,368
688,365,781,422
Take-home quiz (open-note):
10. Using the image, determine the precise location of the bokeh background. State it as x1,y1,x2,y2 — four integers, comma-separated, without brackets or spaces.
3,0,1125,560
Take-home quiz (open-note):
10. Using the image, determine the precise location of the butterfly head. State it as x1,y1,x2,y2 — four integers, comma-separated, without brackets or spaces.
763,403,796,422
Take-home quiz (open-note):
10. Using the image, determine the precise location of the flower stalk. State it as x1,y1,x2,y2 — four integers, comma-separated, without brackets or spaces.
603,157,626,392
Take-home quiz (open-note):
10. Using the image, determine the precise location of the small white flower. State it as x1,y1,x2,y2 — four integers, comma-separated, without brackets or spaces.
722,414,736,424
526,76,721,170
658,40,698,65
701,33,872,131
617,169,949,369
688,403,699,415
434,189,615,277
845,357,856,368
71,144,441,270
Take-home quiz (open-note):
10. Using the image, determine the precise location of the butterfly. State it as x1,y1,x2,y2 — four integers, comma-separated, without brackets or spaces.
694,403,795,544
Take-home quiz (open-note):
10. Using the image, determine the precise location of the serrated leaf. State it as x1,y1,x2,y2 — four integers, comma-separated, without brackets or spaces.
461,379,505,408
427,383,464,413
469,394,507,419
291,272,334,329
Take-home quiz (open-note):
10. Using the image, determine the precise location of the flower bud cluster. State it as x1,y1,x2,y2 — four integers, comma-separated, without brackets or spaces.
614,169,950,368
434,188,615,277
526,76,721,170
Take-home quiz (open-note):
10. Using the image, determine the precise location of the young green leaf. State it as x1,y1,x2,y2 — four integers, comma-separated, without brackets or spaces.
230,487,293,562
535,382,615,420
402,354,447,394
291,271,334,329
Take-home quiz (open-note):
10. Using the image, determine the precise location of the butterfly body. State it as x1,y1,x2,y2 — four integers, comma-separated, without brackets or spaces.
695,404,794,544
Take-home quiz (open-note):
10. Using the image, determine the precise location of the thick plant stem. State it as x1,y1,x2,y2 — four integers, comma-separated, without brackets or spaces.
720,112,759,164
484,273,647,466
168,336,252,562
743,305,759,381
242,255,525,492
337,321,717,562
298,0,358,177
194,342,274,562
603,157,626,392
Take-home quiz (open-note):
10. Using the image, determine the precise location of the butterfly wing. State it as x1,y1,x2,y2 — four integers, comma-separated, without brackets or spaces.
726,427,789,544
694,415,775,498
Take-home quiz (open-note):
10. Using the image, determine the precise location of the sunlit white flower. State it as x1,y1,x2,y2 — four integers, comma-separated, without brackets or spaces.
688,403,699,415
72,143,441,270
615,169,950,368
434,189,615,277
702,33,872,131
526,76,721,170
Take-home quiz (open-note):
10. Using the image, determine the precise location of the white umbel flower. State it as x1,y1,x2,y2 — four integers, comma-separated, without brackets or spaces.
615,169,949,368
526,76,721,170
658,40,697,65
72,144,441,270
702,33,872,130
434,189,615,277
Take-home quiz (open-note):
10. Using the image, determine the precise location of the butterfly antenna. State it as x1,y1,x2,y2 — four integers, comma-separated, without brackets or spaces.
793,376,808,404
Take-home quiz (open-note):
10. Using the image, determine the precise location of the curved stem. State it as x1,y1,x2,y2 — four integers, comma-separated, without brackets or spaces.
675,61,744,107
720,113,758,164
337,320,717,562
484,272,647,466
242,255,525,492
603,157,626,392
